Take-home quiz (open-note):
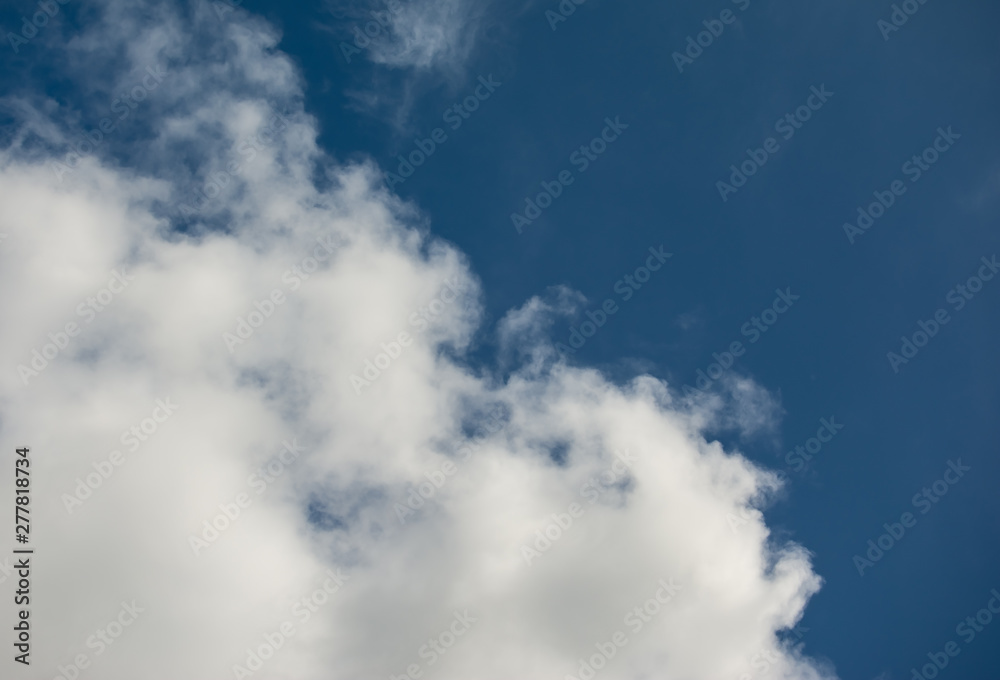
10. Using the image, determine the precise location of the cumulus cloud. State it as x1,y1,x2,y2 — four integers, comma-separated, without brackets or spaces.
0,2,836,679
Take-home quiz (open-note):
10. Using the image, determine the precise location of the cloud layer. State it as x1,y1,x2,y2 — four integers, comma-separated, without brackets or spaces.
0,2,836,679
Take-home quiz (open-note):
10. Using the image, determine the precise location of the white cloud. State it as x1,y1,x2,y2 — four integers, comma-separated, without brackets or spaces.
370,0,484,72
0,2,837,679
330,0,496,74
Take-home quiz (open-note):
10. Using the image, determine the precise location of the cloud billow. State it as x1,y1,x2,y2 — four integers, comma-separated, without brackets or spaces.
0,2,836,679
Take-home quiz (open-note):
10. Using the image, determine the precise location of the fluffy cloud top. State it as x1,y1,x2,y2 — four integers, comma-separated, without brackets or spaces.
0,2,836,679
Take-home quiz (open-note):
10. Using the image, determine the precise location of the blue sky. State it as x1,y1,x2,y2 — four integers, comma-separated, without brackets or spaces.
1,0,998,678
